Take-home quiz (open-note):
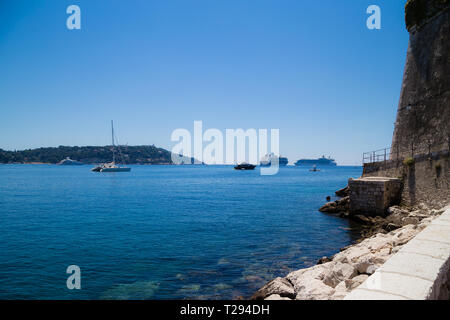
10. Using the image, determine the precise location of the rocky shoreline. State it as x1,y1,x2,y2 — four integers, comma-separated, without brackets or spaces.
251,190,447,300
250,0,450,300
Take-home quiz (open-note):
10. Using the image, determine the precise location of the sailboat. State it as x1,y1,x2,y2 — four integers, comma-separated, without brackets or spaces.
91,121,131,172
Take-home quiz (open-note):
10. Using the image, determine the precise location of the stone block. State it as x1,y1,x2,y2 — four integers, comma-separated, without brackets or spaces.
349,177,402,216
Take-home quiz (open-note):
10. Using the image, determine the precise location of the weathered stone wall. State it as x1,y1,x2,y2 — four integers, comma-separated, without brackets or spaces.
390,1,450,160
364,1,450,208
348,178,402,216
364,151,450,208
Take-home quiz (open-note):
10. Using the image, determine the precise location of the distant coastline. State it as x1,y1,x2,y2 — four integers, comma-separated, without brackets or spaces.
0,145,196,165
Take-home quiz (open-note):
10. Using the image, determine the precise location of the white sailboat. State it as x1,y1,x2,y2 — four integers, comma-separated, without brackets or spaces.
91,121,131,172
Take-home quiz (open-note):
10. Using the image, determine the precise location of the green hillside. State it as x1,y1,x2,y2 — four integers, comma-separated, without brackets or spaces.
0,145,195,165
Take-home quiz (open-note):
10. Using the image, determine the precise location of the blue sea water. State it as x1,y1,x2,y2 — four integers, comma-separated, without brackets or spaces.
0,164,362,299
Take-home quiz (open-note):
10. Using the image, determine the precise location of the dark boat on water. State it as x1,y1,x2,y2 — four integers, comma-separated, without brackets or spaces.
234,163,256,170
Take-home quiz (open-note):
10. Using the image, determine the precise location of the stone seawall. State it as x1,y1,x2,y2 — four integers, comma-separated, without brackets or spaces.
363,150,449,208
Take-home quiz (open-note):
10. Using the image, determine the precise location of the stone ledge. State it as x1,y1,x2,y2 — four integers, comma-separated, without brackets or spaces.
355,271,432,300
345,206,450,300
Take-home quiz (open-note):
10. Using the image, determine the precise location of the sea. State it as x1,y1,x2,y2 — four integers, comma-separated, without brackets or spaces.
0,164,363,299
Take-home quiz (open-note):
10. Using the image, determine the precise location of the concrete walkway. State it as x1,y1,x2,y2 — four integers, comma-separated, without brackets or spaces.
345,206,450,300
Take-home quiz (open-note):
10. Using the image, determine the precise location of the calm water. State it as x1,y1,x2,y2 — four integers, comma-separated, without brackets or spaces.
0,164,362,299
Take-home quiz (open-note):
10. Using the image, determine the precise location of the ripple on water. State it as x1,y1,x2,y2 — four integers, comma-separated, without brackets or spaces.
217,258,231,265
175,273,185,281
177,284,202,296
212,283,233,291
100,281,160,300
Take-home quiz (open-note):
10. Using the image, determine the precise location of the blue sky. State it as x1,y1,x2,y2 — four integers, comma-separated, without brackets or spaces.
0,0,409,165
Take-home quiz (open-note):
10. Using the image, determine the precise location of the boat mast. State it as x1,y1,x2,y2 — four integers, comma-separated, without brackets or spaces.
111,120,116,164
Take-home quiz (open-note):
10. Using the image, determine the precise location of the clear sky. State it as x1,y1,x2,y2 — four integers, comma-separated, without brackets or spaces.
0,0,409,165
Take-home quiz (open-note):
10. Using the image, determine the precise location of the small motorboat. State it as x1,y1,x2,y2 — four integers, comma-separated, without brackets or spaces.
234,163,256,170
309,165,320,172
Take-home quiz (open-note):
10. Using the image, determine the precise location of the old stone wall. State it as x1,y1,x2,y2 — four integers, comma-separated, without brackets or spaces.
390,2,450,160
364,1,450,208
364,150,450,208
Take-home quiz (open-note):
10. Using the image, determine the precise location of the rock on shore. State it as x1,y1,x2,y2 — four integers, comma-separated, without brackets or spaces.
335,186,349,197
319,196,349,214
252,204,444,300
